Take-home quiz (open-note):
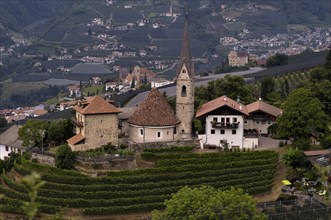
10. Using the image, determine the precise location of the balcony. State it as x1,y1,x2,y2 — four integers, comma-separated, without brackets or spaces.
211,121,240,129
71,117,84,128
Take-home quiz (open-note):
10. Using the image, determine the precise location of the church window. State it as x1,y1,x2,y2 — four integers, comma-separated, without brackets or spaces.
182,69,186,73
157,131,162,138
181,85,187,97
139,128,144,136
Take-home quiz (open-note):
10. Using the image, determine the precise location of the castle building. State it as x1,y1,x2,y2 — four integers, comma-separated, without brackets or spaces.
175,13,195,140
67,96,121,151
127,88,180,143
228,51,249,67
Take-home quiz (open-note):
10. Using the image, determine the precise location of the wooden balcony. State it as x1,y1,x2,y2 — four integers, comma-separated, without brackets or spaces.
71,117,83,128
211,121,240,129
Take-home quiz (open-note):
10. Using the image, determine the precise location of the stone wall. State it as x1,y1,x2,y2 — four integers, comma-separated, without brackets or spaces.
129,139,200,152
31,153,55,166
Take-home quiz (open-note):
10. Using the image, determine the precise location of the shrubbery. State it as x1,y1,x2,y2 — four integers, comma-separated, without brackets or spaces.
55,144,75,169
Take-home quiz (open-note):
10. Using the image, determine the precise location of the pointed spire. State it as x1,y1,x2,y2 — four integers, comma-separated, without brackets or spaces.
176,12,194,79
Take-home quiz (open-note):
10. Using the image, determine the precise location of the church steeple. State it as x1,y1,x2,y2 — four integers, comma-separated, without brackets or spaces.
175,12,194,140
176,12,194,80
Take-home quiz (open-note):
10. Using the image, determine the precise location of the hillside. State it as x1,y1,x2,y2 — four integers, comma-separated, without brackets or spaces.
0,148,278,217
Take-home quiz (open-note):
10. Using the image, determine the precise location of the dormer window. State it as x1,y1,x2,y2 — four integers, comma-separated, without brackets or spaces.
181,85,187,97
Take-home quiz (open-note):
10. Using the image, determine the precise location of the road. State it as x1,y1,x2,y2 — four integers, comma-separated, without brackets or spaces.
125,67,263,107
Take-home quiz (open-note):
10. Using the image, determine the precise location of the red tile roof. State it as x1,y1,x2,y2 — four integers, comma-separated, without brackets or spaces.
128,88,180,126
73,96,121,115
67,134,85,145
196,95,249,118
246,100,281,117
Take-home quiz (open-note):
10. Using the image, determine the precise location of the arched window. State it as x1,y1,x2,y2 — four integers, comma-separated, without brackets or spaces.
181,85,187,97
182,69,186,73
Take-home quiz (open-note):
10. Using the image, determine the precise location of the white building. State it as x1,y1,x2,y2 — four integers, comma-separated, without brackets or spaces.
245,99,282,135
151,79,174,88
0,125,24,160
196,96,252,149
196,96,282,149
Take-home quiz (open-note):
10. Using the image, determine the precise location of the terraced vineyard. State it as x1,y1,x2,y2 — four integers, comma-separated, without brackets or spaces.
0,148,278,217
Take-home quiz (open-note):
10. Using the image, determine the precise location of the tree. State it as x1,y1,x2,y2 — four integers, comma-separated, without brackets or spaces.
277,88,327,149
0,116,7,128
18,120,49,150
282,147,309,170
151,185,267,220
55,144,75,169
21,172,45,220
47,119,73,146
260,77,275,100
266,53,288,68
325,49,331,69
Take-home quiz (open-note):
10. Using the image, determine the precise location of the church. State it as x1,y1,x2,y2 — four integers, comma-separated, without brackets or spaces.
67,14,195,150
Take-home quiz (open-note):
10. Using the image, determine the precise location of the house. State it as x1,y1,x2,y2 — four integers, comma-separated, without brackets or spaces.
67,84,81,97
105,82,118,91
151,78,174,88
245,99,282,135
228,51,249,66
196,97,282,149
90,77,102,85
0,125,24,160
196,96,251,149
127,88,180,143
67,96,121,151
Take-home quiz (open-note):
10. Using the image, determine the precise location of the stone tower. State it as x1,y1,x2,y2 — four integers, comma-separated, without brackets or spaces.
175,13,194,140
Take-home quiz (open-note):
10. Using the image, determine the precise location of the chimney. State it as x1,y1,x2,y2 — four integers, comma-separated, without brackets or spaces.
239,104,242,110
223,96,227,102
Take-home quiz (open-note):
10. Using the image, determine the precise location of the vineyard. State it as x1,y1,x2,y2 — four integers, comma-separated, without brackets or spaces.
273,70,311,90
0,148,278,217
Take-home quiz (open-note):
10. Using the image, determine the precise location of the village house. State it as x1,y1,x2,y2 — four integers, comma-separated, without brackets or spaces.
228,50,249,66
196,96,282,149
151,78,174,88
245,99,282,135
0,125,24,160
67,96,121,151
90,77,102,85
67,84,81,97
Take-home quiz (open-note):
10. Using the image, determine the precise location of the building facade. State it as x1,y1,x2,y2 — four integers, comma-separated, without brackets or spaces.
67,96,121,151
196,96,281,149
228,51,249,66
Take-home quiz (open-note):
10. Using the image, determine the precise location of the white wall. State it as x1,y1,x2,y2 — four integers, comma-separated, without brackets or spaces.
0,145,19,160
243,137,258,149
244,119,274,135
205,115,244,148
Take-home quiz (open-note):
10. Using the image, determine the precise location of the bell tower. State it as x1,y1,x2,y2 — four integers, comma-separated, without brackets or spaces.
175,13,194,140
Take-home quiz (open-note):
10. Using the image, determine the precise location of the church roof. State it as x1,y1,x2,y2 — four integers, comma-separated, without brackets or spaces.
246,100,281,117
73,96,121,115
128,88,180,126
196,95,249,118
175,13,194,80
